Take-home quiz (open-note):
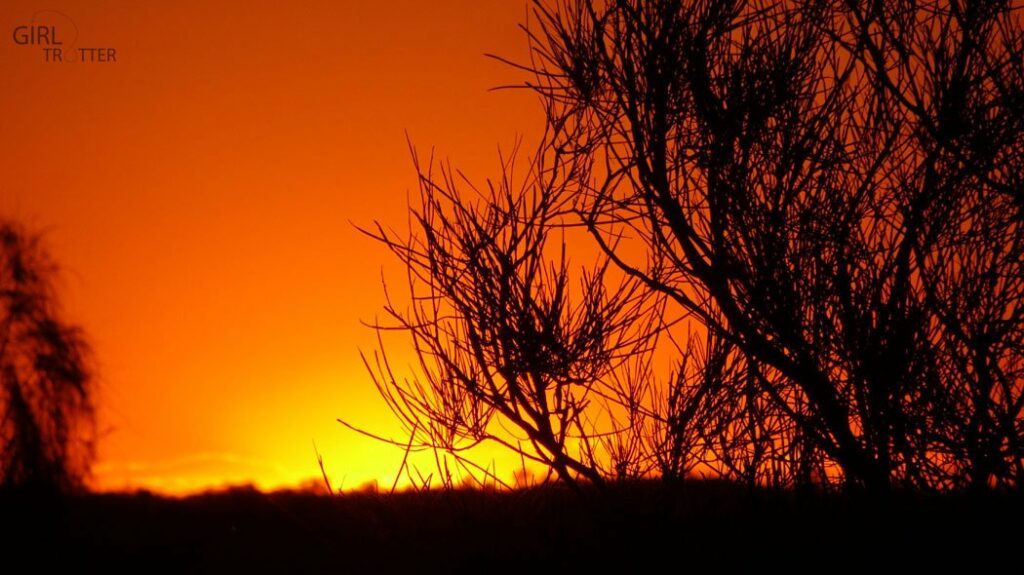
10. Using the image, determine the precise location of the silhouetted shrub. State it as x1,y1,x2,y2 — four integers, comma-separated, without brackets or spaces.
0,219,95,493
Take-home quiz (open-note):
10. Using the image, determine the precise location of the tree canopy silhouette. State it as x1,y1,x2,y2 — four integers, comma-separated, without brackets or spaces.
355,0,1024,492
0,219,95,493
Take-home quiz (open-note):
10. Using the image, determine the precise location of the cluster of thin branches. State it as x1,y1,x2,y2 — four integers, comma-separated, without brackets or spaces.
350,132,665,490
352,0,1024,493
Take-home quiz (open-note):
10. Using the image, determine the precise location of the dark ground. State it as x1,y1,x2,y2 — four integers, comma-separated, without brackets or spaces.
2,480,1021,573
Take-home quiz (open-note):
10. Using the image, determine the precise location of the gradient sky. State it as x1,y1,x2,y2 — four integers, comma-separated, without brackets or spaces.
1,0,542,493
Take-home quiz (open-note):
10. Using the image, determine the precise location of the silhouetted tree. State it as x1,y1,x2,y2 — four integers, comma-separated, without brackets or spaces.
0,220,95,493
520,0,1024,490
356,0,1024,492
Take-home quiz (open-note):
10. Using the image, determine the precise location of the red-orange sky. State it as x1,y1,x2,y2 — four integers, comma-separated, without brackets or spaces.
1,0,542,493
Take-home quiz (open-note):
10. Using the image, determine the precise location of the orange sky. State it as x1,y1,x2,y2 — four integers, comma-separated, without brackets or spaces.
1,0,543,493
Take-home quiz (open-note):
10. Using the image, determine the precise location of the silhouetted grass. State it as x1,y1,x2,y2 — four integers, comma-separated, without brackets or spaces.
3,480,1020,573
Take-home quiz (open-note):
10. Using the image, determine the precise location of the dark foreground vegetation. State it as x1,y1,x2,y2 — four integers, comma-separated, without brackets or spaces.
356,0,1024,496
4,481,1021,573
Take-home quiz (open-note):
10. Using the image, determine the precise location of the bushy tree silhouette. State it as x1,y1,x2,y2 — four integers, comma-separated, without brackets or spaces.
0,220,95,493
356,0,1024,492
521,0,1024,490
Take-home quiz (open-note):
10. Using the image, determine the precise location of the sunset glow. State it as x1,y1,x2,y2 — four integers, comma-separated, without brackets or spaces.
4,1,1023,570
1,0,541,494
